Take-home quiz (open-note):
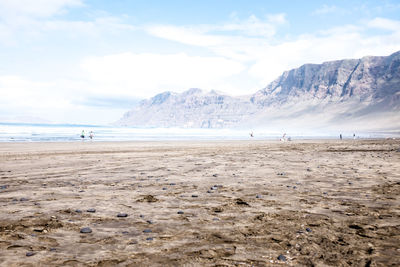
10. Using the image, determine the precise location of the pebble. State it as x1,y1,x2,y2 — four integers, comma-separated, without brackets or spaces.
139,214,144,218
162,187,167,190
212,174,218,177
80,227,92,233
212,218,219,221
256,194,262,199
26,252,35,257
277,254,287,261
177,211,184,214
49,248,56,252
307,168,312,172
0,185,8,189
146,220,153,224
87,208,96,213
146,237,153,241
207,190,212,193
277,172,285,176
306,228,312,232
75,209,82,213
191,194,198,198
169,183,176,186
117,213,128,217
143,229,152,233
20,198,29,202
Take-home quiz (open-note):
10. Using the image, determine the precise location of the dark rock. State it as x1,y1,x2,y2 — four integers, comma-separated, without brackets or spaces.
306,228,312,232
146,237,153,241
191,194,198,198
307,168,311,172
80,227,92,233
117,213,128,218
122,231,129,235
212,174,218,177
49,248,56,252
169,183,176,186
87,208,96,213
177,211,184,214
20,198,29,202
26,252,35,257
146,220,153,224
162,187,167,190
143,229,152,233
277,254,287,261
139,214,144,218
256,194,262,199
75,209,82,213
235,198,250,206
207,190,212,193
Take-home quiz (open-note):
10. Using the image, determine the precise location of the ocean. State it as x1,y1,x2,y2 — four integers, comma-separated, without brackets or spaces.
0,123,394,142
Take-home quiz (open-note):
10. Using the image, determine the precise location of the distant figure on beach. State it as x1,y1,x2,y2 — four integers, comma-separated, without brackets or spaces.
250,131,254,138
353,133,356,139
80,130,85,140
280,133,287,141
340,134,342,140
89,131,94,140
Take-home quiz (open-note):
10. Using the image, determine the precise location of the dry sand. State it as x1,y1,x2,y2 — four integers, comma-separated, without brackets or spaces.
0,139,399,266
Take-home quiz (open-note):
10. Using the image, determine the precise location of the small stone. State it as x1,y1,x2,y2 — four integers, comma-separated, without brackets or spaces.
162,187,167,190
169,183,176,186
0,185,8,189
256,194,262,199
26,252,35,257
212,174,218,177
87,208,96,213
75,209,82,213
207,190,212,193
20,198,29,201
49,248,56,252
143,229,152,233
122,231,129,235
191,194,198,198
293,186,297,189
307,168,311,172
177,211,184,214
306,228,312,232
139,214,144,218
78,190,85,193
212,218,219,221
146,220,153,224
117,213,128,218
146,237,153,241
277,254,287,261
80,227,92,233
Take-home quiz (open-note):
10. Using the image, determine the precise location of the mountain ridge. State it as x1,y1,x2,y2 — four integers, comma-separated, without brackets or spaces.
116,51,400,131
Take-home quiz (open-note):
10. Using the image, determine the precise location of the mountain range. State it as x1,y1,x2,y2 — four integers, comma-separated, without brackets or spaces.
116,51,400,132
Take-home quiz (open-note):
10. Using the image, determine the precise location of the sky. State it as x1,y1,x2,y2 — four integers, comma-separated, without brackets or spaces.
0,0,399,125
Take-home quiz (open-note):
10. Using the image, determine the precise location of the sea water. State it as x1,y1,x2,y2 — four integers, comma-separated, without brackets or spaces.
0,123,393,142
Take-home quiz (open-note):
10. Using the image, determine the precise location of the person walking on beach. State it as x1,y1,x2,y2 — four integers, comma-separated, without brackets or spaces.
89,131,94,140
340,133,342,140
80,130,85,140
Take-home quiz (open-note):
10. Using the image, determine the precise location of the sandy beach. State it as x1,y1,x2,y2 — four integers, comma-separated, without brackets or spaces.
0,139,399,266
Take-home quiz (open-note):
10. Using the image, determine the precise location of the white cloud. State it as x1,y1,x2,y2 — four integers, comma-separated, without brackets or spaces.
0,0,83,19
368,17,400,31
80,52,246,97
146,16,400,87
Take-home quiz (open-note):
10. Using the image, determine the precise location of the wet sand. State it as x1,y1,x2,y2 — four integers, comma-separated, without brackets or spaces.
0,140,399,266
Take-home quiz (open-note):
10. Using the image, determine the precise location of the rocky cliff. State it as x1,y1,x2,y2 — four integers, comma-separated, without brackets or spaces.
116,51,400,131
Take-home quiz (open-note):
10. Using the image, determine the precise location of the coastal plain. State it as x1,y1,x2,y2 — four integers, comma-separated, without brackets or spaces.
0,140,399,266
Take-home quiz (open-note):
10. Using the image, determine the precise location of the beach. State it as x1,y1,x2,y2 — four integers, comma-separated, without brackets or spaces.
0,139,399,266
